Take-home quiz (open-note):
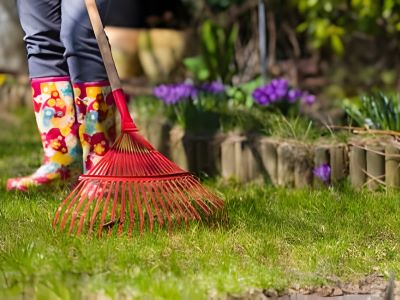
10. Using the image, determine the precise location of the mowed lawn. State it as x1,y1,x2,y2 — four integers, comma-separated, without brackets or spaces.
1,109,400,299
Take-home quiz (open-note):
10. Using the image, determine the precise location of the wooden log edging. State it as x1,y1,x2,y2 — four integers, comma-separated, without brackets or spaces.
207,133,399,189
219,134,399,189
349,139,394,190
134,120,400,189
221,135,263,183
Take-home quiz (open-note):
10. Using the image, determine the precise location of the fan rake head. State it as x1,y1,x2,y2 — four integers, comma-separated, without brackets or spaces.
53,130,224,237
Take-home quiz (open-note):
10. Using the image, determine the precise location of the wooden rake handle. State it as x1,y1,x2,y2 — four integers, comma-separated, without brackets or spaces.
84,0,137,131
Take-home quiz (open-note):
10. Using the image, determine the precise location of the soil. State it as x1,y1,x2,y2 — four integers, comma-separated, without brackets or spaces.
214,274,399,300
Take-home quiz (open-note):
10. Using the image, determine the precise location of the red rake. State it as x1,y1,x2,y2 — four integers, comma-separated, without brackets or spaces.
52,0,224,237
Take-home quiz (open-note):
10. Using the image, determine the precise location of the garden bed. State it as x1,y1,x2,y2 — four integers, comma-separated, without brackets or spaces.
135,116,400,190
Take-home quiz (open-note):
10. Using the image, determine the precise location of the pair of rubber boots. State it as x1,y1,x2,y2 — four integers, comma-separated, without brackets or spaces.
7,76,116,192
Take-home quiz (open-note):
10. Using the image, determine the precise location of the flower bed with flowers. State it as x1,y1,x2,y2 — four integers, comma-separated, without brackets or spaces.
138,78,322,186
128,77,400,190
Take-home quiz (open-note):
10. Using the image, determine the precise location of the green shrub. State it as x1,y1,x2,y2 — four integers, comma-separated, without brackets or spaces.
343,93,400,130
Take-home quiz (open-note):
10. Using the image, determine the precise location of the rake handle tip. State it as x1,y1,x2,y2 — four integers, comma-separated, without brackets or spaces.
112,88,137,131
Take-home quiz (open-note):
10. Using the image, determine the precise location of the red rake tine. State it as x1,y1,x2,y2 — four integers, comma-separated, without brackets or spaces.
168,179,201,221
53,180,84,228
127,182,135,237
117,181,127,235
139,183,154,233
89,180,111,235
180,178,213,215
174,178,203,218
97,181,115,238
107,181,120,237
133,182,145,234
152,181,173,231
77,180,107,236
187,176,224,210
163,181,190,228
59,182,86,231
159,182,182,230
69,181,101,235
145,181,164,230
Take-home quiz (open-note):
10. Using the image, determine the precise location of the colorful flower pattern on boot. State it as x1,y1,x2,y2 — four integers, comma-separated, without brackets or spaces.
7,77,82,191
73,82,116,173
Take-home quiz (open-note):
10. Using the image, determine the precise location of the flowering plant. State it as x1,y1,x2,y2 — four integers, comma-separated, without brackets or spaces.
153,81,226,134
313,163,331,185
252,78,315,116
152,77,317,135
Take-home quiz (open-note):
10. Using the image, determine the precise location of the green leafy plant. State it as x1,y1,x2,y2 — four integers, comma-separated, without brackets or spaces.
170,94,223,134
265,113,320,140
184,20,238,84
343,93,400,130
293,0,400,55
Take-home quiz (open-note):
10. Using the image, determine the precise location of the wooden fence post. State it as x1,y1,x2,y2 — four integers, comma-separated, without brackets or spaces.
169,126,191,171
385,141,400,188
366,144,385,190
257,137,279,185
294,142,313,188
277,142,295,187
330,144,348,183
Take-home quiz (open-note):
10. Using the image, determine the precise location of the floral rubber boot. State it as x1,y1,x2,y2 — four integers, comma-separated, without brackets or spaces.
73,81,116,174
7,76,82,192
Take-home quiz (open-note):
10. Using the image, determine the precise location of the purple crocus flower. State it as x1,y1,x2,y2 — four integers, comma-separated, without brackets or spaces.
287,89,302,103
153,83,197,105
301,92,316,105
153,84,170,99
271,79,289,98
252,78,316,107
252,78,290,105
252,88,271,105
200,81,225,93
313,164,331,184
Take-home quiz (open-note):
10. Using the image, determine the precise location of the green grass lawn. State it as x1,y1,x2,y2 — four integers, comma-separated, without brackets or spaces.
1,109,400,299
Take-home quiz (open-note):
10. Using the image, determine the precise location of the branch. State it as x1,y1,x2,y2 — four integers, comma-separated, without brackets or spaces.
282,22,301,58
266,9,276,66
328,125,400,137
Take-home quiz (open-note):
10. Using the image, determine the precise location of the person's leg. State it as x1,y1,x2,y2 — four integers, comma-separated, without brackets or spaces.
60,0,110,83
16,0,68,78
8,0,81,191
61,0,116,173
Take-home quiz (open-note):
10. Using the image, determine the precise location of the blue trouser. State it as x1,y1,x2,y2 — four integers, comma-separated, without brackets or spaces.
16,0,110,82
